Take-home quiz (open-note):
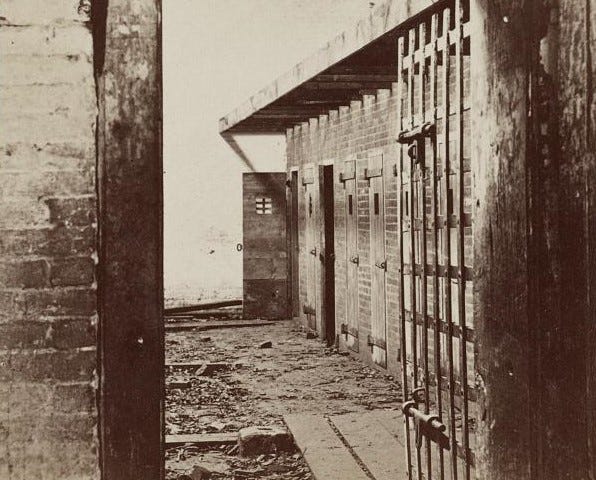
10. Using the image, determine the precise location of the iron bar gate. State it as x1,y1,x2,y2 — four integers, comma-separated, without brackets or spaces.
397,1,474,479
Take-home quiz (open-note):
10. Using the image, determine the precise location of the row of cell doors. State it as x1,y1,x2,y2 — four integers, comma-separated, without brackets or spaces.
320,4,474,479
297,142,474,480
298,157,388,368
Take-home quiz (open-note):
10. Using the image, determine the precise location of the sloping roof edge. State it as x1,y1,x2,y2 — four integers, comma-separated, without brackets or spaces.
219,0,433,134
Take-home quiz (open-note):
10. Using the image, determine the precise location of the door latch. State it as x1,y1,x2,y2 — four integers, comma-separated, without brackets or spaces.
350,255,359,265
375,260,387,271
397,121,435,167
402,387,450,450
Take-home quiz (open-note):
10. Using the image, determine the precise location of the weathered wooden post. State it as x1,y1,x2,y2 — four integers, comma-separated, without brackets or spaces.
472,0,595,478
96,0,164,478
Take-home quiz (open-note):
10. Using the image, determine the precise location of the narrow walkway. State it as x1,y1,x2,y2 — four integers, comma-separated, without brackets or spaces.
285,411,407,480
165,319,404,479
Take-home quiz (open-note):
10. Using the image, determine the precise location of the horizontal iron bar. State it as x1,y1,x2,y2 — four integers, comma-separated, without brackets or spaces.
397,121,435,144
402,263,473,282
404,311,475,342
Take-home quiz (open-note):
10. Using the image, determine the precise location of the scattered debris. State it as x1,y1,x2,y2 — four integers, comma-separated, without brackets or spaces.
177,464,213,480
165,320,402,480
238,426,294,456
208,421,228,432
234,467,265,477
306,331,317,339
166,362,245,376
259,341,273,349
168,378,192,389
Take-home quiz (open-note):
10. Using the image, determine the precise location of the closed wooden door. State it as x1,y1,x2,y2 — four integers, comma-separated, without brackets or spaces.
242,173,288,319
369,162,387,367
303,166,318,330
343,160,359,351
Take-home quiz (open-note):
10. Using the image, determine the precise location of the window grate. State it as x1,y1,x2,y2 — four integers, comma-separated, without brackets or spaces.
255,197,272,214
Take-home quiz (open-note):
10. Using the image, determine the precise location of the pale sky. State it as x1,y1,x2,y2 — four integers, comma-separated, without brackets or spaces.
163,0,373,302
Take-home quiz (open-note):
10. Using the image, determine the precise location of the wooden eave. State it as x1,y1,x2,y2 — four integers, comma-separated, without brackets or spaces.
219,0,434,135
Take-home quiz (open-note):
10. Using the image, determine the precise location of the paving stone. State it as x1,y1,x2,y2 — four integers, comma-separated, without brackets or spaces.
284,413,369,480
329,411,407,480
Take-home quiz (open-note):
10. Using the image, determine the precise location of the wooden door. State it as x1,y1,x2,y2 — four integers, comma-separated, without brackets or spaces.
289,170,300,317
302,166,317,330
343,160,359,351
319,164,335,345
242,172,288,319
368,156,387,367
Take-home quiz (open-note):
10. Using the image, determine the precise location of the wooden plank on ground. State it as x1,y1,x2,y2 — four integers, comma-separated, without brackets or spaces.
165,319,271,331
329,411,408,480
166,310,241,320
165,433,238,447
164,299,242,315
284,413,369,480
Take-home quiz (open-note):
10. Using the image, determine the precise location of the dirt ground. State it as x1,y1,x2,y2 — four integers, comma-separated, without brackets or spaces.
165,319,402,479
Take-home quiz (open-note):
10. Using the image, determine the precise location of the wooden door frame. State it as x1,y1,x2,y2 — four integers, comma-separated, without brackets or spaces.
288,168,300,318
367,154,387,367
318,163,336,346
343,158,359,352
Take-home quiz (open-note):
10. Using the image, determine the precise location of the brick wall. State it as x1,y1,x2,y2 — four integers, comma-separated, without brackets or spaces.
287,53,475,395
287,83,402,374
0,1,99,478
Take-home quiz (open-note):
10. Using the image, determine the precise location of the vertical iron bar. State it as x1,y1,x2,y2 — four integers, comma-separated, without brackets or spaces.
454,0,470,477
430,11,445,480
397,35,414,480
440,8,458,480
418,19,433,480
407,26,423,480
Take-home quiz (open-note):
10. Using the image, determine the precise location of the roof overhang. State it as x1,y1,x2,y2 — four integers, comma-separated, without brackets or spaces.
219,0,434,135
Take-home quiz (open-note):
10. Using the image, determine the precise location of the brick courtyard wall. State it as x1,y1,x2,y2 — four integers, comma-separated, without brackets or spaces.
287,84,401,374
0,1,99,478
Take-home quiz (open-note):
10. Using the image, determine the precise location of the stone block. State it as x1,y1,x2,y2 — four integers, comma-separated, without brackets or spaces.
237,426,294,457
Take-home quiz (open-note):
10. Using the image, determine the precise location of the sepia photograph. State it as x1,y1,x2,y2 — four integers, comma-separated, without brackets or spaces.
0,0,594,479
